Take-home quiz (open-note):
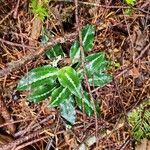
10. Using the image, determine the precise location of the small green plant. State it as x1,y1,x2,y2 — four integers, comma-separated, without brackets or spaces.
124,8,133,15
30,0,48,21
123,0,136,15
124,0,136,5
128,99,150,142
17,24,112,124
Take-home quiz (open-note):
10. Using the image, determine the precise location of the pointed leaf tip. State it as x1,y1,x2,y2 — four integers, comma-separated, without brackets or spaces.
70,40,80,64
60,97,76,125
88,74,112,87
28,84,56,102
58,66,82,98
82,24,95,52
46,44,64,59
17,65,58,91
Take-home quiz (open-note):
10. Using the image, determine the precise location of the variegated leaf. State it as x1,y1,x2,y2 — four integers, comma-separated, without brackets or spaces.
60,96,76,125
77,69,84,80
88,73,112,87
70,40,80,64
45,44,64,59
50,86,71,107
82,24,95,52
17,65,58,91
58,66,82,98
85,52,108,76
28,84,56,102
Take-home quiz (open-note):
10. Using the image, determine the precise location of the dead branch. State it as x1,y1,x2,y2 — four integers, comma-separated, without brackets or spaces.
0,127,52,150
15,135,49,150
0,38,36,49
0,32,77,77
14,115,54,138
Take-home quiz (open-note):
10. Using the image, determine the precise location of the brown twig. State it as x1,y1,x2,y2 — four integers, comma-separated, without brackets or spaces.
114,81,129,125
13,0,20,19
0,127,51,150
15,135,49,150
0,9,15,25
45,116,60,149
0,0,26,25
134,43,150,62
119,137,132,150
14,115,54,138
115,43,150,79
74,0,86,129
0,32,77,77
56,0,130,8
74,0,98,148
0,95,16,134
56,0,150,14
0,118,31,129
0,38,36,49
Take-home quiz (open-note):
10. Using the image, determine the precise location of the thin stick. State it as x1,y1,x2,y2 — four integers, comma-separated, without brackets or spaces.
0,38,36,49
15,136,49,150
0,127,50,150
13,0,20,18
0,118,31,128
114,81,129,125
115,43,150,79
56,0,150,14
14,115,53,138
74,0,98,148
0,9,14,25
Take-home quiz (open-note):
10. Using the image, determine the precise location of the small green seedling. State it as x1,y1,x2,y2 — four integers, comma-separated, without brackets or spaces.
124,0,136,5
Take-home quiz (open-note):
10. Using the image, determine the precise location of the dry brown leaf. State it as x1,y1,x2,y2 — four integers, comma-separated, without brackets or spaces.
129,66,140,78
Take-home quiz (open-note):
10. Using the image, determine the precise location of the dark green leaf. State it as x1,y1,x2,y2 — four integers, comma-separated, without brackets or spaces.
28,84,56,102
76,91,94,116
60,96,76,125
70,40,80,64
88,73,112,87
17,65,58,91
45,44,64,59
58,66,82,98
50,86,71,107
77,69,84,80
85,52,108,76
82,24,95,52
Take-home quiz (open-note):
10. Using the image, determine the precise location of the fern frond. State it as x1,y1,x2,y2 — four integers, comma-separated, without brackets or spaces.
128,99,150,142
